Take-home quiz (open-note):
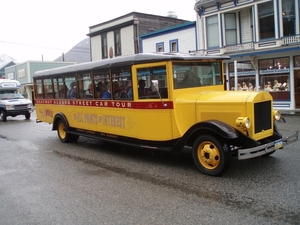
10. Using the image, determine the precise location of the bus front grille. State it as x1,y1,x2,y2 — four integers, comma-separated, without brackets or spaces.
254,101,272,134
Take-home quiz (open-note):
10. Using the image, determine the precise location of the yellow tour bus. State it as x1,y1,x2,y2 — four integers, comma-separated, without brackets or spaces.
33,52,298,176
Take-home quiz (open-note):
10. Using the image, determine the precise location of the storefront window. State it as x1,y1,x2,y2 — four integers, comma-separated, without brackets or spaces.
259,57,290,101
228,61,256,91
294,56,300,68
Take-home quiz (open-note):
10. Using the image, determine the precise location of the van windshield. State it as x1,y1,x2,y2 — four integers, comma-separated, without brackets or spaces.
173,61,223,89
0,90,25,100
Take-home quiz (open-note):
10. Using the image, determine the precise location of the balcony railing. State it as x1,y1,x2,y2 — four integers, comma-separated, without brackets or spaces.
282,35,300,45
225,42,254,53
190,35,300,55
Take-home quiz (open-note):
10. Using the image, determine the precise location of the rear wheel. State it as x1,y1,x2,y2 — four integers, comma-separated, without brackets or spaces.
25,113,31,120
0,110,7,122
57,119,79,143
192,135,231,176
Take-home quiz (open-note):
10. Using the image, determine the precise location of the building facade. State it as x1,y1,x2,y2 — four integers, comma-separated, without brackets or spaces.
194,0,300,110
0,61,16,78
87,12,190,61
140,21,197,54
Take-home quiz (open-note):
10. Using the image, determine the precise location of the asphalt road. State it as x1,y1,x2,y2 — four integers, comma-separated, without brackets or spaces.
0,112,299,225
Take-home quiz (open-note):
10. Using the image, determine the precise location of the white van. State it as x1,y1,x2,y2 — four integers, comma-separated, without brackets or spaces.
0,79,34,122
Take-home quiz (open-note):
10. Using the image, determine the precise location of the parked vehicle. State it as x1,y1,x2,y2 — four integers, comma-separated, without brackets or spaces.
0,79,34,122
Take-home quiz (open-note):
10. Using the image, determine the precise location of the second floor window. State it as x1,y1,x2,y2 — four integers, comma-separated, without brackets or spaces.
169,39,178,52
206,15,219,48
282,0,295,36
156,42,164,52
258,1,275,40
225,13,237,45
114,30,122,56
101,34,108,59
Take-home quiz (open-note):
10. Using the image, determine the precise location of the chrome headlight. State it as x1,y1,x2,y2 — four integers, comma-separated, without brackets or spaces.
235,117,250,129
5,105,14,109
273,110,281,121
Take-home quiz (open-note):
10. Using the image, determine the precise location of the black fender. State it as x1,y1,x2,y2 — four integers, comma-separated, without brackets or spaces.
172,120,259,153
52,113,69,131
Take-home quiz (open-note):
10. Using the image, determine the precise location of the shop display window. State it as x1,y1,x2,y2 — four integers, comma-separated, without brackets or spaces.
260,74,290,101
294,56,300,68
229,76,256,91
228,61,256,91
259,57,289,70
259,57,290,101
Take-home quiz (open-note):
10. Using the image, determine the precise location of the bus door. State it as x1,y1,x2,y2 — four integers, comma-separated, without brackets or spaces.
132,63,174,141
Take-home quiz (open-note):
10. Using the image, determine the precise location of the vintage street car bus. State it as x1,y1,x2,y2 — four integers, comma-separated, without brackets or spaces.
0,79,34,122
33,52,298,176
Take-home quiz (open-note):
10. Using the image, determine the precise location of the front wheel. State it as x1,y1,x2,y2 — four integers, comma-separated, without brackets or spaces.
25,113,31,120
0,110,7,122
57,119,79,143
192,135,231,176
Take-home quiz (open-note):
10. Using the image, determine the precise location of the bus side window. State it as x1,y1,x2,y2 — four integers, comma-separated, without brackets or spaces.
77,72,92,99
65,74,77,99
137,66,168,99
111,67,132,100
34,79,43,99
43,78,53,99
93,70,110,99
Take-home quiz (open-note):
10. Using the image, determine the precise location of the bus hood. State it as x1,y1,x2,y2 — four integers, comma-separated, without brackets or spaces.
174,90,273,134
176,90,268,104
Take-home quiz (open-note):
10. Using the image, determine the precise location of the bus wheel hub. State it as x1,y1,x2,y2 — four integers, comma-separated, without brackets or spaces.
199,143,220,169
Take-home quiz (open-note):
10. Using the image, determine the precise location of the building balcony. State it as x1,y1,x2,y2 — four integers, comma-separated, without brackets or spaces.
191,35,300,57
282,35,300,46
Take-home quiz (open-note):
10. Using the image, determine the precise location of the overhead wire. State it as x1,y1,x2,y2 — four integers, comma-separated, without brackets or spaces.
0,40,90,54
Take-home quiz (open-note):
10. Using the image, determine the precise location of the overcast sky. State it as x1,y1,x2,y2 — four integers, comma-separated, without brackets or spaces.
1,0,197,62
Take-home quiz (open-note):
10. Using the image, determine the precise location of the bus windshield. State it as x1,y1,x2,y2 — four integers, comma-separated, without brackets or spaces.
173,61,222,89
0,90,25,100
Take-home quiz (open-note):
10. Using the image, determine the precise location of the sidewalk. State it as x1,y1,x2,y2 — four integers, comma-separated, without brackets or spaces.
280,109,300,116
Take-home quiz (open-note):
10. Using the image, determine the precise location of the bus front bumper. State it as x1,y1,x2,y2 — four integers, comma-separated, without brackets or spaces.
238,132,298,160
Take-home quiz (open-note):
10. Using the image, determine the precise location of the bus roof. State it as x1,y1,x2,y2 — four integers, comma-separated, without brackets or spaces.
33,52,230,78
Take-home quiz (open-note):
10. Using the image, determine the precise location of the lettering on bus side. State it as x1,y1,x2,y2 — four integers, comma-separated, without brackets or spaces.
39,109,54,118
73,113,125,128
36,100,133,108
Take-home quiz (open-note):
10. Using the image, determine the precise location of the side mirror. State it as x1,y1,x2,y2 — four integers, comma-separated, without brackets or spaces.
151,80,159,92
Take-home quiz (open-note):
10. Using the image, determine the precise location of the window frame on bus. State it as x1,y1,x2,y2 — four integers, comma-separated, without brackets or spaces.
132,62,169,100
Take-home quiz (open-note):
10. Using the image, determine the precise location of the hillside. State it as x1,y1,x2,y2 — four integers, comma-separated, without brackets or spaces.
54,38,90,63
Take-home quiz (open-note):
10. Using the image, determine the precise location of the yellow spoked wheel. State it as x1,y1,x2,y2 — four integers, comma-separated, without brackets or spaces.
57,119,79,143
192,135,231,176
58,120,67,141
198,141,220,170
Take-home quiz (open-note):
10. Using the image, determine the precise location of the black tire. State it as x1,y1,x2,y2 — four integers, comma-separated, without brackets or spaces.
57,119,79,143
25,113,31,120
0,110,7,122
192,135,231,176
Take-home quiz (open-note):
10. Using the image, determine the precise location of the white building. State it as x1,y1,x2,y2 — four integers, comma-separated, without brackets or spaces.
194,0,300,111
140,22,197,54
